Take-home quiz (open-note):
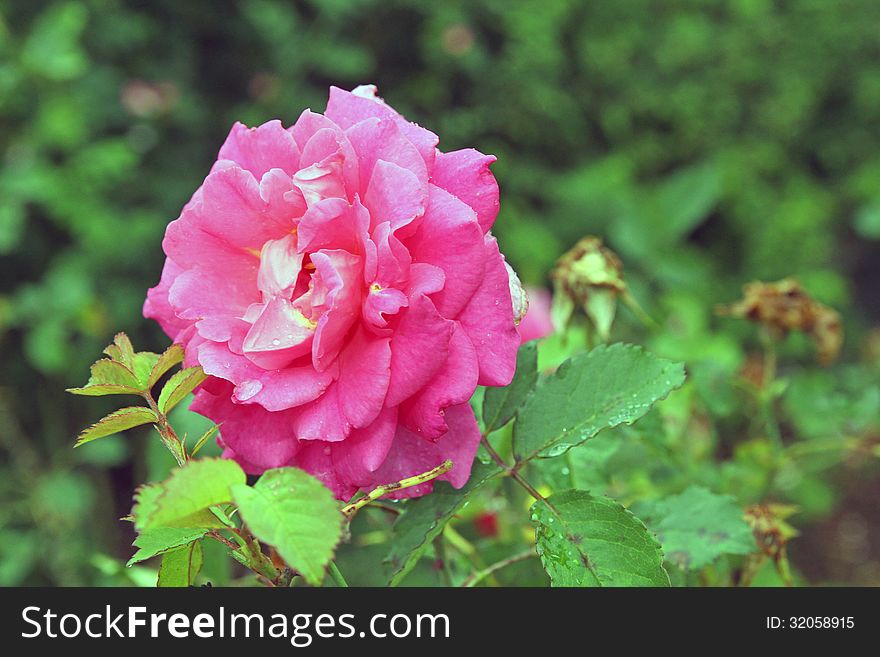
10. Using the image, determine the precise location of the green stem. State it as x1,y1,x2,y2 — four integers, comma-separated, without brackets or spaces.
461,549,536,587
328,561,349,587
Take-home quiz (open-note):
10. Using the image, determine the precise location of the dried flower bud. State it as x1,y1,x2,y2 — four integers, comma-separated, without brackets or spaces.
551,236,626,341
718,278,843,366
744,503,799,560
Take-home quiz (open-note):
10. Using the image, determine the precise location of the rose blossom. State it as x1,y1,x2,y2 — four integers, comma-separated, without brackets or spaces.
144,85,521,498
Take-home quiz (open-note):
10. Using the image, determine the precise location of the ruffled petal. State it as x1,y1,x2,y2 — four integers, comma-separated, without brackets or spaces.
191,383,301,470
408,184,484,317
456,235,520,386
325,85,438,169
385,293,453,407
217,120,301,178
430,148,499,233
143,258,190,342
364,159,427,233
400,323,479,438
363,403,481,498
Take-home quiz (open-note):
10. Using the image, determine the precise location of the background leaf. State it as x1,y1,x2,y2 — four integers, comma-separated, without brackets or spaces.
634,486,756,571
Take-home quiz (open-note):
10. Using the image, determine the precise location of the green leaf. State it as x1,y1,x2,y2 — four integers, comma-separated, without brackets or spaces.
103,332,136,370
134,458,246,531
513,343,685,463
385,461,502,586
157,540,203,587
482,341,538,433
158,366,208,414
232,469,343,586
132,352,160,388
67,358,141,396
532,490,669,587
75,406,158,446
232,468,344,586
633,486,755,571
128,527,209,566
148,344,185,388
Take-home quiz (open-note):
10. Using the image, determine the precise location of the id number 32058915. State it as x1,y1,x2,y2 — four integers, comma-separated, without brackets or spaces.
766,617,855,630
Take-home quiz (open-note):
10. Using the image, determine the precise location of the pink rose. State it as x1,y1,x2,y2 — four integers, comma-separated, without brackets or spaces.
518,287,554,343
144,85,520,499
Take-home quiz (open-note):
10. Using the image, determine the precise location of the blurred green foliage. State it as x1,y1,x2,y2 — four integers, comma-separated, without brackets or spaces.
1,0,879,585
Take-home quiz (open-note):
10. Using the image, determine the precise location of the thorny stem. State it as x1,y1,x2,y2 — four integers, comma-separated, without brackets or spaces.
481,436,552,508
341,459,454,519
460,549,536,587
142,391,186,466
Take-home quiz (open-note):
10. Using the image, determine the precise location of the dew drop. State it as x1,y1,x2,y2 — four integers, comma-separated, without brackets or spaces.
236,379,263,401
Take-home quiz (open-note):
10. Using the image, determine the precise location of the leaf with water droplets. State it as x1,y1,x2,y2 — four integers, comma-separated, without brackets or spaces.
513,343,685,463
532,490,669,587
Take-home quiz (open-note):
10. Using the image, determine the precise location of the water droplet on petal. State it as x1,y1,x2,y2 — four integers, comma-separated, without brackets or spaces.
235,379,263,401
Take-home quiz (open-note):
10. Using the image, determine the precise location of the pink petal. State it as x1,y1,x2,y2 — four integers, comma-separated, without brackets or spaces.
364,403,481,498
518,287,554,343
335,327,392,428
408,184,484,317
456,235,520,386
363,286,408,329
163,166,291,268
309,249,364,371
296,196,369,255
400,323,479,439
292,441,358,501
217,120,301,178
430,148,500,233
330,404,399,482
363,159,427,232
144,258,190,342
191,383,302,470
325,85,438,169
256,234,302,297
198,339,334,411
242,297,316,369
406,262,446,297
289,109,359,195
168,264,257,321
364,221,411,287
293,158,346,207
385,293,453,407
345,117,427,198
291,326,391,441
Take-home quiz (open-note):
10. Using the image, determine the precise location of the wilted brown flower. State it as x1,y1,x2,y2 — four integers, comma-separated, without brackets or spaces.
718,278,843,365
551,236,627,341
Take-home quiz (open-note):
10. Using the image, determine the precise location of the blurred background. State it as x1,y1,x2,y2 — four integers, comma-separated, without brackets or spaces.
1,0,879,586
